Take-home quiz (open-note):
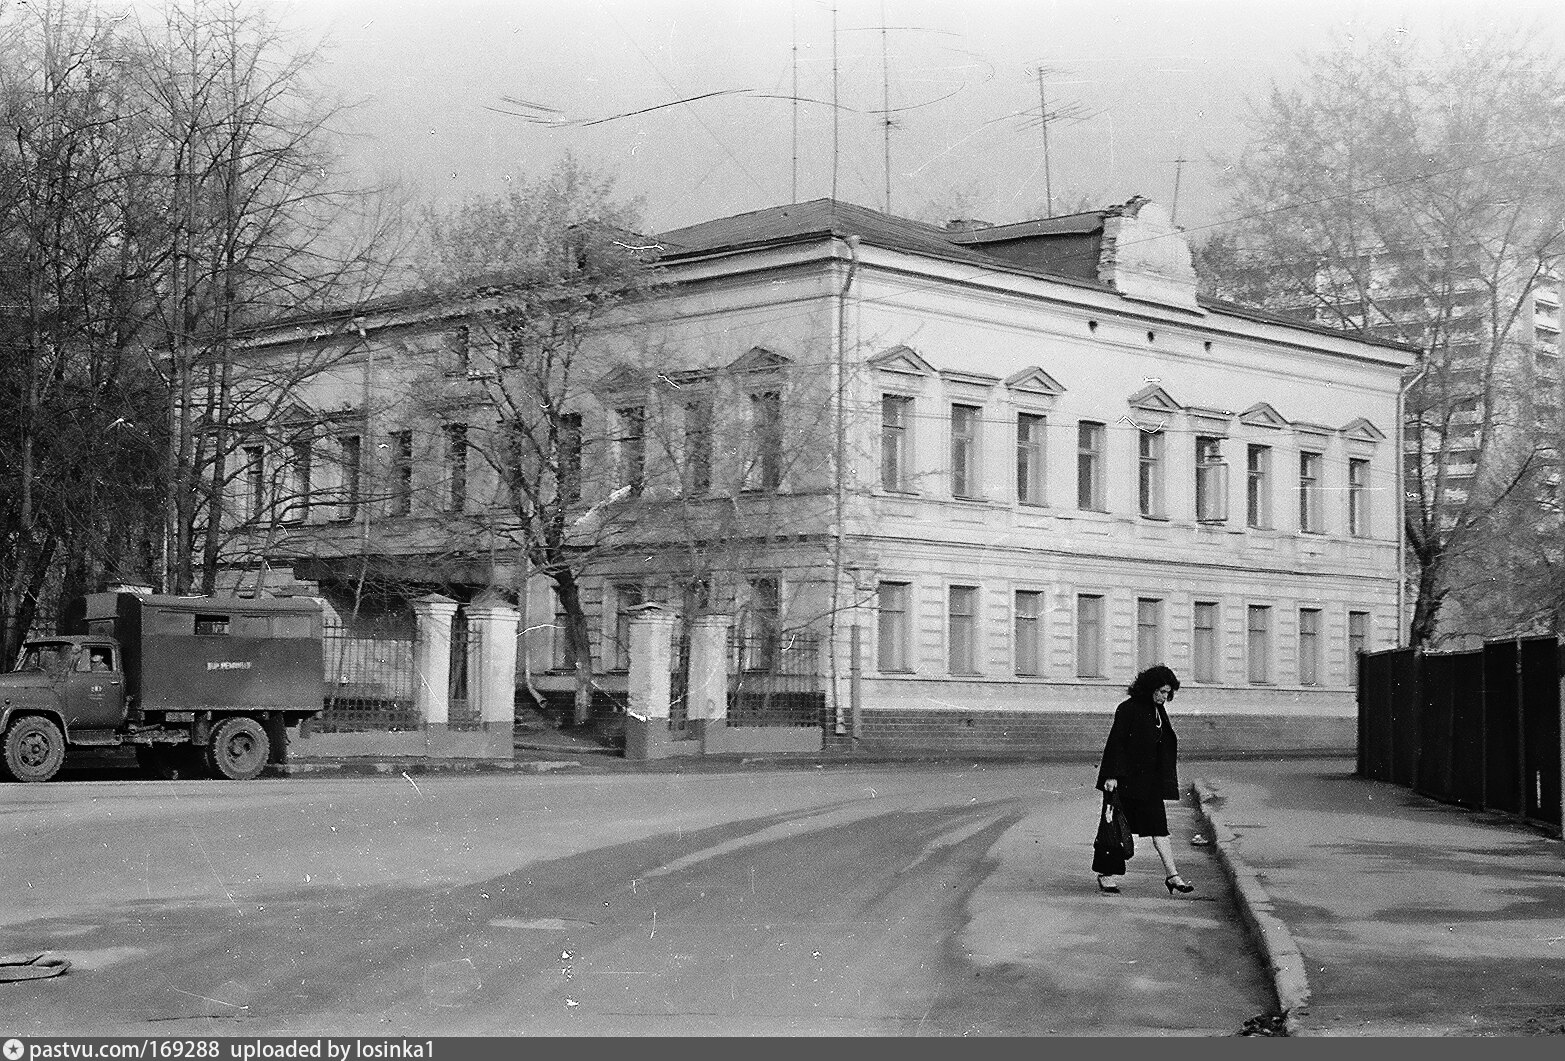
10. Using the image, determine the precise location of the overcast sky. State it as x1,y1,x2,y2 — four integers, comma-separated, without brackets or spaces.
273,0,1565,238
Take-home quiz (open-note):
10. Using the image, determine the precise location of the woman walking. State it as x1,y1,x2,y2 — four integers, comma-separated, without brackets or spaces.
1095,664,1195,895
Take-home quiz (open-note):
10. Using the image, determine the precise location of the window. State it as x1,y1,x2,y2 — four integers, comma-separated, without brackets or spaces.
1136,597,1164,670
1247,605,1272,683
1014,590,1043,676
951,404,981,498
742,576,782,671
1347,610,1369,688
877,582,911,672
194,614,230,636
881,394,914,491
444,424,468,513
390,431,414,516
609,583,644,671
337,435,361,521
241,444,264,522
447,325,470,374
684,396,712,494
550,589,571,671
948,585,978,674
1192,601,1219,683
1076,594,1105,677
616,406,646,496
1016,413,1046,505
1138,429,1165,517
281,439,312,523
1348,459,1370,536
557,412,583,504
1298,608,1322,686
750,390,783,490
1299,451,1323,533
1195,436,1228,522
1246,445,1272,529
1077,422,1105,510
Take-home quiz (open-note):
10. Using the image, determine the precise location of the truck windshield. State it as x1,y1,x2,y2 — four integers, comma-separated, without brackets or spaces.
15,642,70,673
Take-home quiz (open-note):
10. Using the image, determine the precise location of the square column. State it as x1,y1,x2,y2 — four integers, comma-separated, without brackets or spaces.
466,600,521,729
686,615,732,721
627,603,677,720
411,594,459,728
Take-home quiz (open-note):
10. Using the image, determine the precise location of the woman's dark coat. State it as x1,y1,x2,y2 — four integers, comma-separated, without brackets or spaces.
1096,696,1179,800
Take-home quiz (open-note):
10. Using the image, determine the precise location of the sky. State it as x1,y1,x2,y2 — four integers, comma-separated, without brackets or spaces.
270,0,1565,239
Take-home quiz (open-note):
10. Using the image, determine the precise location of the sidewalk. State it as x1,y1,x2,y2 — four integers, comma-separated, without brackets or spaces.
1191,758,1565,1037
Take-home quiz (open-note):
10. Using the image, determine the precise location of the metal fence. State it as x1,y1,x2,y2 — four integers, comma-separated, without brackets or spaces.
726,631,826,727
1359,640,1562,830
447,621,483,730
318,620,419,732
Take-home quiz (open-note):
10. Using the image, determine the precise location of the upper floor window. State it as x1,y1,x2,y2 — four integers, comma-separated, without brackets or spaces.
336,434,362,522
557,412,583,505
241,444,265,523
1016,413,1046,505
1246,444,1272,529
683,396,712,495
951,404,981,499
390,431,414,517
1195,436,1228,522
881,394,914,492
1348,458,1370,536
1299,451,1324,533
1077,422,1106,511
1138,429,1166,518
749,390,783,491
443,424,468,513
616,405,646,497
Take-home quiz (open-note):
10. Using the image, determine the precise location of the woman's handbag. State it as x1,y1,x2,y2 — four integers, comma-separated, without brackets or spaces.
1091,789,1135,876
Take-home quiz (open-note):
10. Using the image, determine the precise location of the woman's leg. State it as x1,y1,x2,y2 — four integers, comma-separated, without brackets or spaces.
1151,835,1180,877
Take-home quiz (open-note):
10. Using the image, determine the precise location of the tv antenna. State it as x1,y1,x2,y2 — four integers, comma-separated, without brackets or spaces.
1024,66,1094,216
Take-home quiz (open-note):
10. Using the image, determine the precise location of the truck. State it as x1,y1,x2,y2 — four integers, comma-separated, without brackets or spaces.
0,591,325,783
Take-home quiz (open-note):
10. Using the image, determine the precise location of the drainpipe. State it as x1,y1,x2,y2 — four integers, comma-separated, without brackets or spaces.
1397,360,1428,646
830,234,861,735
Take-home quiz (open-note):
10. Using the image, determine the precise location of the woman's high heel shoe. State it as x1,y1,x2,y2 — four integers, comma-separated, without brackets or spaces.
1165,874,1194,894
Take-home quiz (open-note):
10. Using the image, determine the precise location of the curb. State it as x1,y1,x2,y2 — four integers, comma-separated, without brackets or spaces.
1191,777,1311,1037
275,758,583,777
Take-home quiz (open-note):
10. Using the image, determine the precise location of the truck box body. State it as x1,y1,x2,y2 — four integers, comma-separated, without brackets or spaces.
74,593,325,715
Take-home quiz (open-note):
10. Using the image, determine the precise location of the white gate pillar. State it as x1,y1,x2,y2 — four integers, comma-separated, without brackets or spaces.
627,604,677,720
686,615,732,722
411,594,459,728
466,599,521,729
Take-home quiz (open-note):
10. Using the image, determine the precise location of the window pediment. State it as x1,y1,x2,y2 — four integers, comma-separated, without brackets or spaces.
728,345,792,374
1238,402,1289,430
868,345,936,377
1003,366,1067,398
1127,384,1182,413
1342,417,1386,443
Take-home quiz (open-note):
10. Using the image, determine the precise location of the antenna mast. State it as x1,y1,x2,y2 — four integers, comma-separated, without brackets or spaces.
792,1,799,203
881,7,891,212
1171,156,1188,224
831,1,839,202
1037,66,1053,215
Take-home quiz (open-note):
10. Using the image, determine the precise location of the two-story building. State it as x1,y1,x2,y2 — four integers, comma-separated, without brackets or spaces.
221,195,1414,756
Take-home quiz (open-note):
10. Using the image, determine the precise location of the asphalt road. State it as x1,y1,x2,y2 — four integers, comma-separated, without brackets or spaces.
0,763,1273,1036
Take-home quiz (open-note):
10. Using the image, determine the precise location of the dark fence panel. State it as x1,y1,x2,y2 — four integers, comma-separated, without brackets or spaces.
448,623,482,730
318,621,418,732
1521,638,1562,826
727,632,826,727
1482,641,1523,815
1361,637,1560,831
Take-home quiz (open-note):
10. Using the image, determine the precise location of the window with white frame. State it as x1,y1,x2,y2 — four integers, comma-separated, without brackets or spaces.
877,581,911,672
948,585,979,674
241,444,265,522
1192,601,1219,683
951,404,981,498
1076,593,1105,677
1136,597,1164,670
336,434,361,521
1016,413,1046,505
1298,607,1322,685
1246,444,1272,528
881,394,914,491
1299,451,1324,533
1014,589,1044,676
1348,458,1370,536
1078,422,1106,511
683,396,712,495
1247,604,1272,683
390,431,414,516
280,438,312,523
616,405,646,497
609,582,644,671
443,424,467,513
1138,429,1166,517
1347,610,1369,687
1195,436,1228,522
749,390,783,491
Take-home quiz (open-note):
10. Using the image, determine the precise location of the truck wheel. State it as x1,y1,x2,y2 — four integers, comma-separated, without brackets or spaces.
206,716,269,781
3,716,67,783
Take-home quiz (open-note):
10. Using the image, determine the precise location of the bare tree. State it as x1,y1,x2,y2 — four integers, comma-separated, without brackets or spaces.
1199,26,1565,647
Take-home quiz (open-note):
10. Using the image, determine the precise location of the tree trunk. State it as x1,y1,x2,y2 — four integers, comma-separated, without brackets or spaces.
551,571,595,727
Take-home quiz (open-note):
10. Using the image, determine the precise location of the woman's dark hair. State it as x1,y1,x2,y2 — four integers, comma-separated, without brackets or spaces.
1128,665,1181,701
